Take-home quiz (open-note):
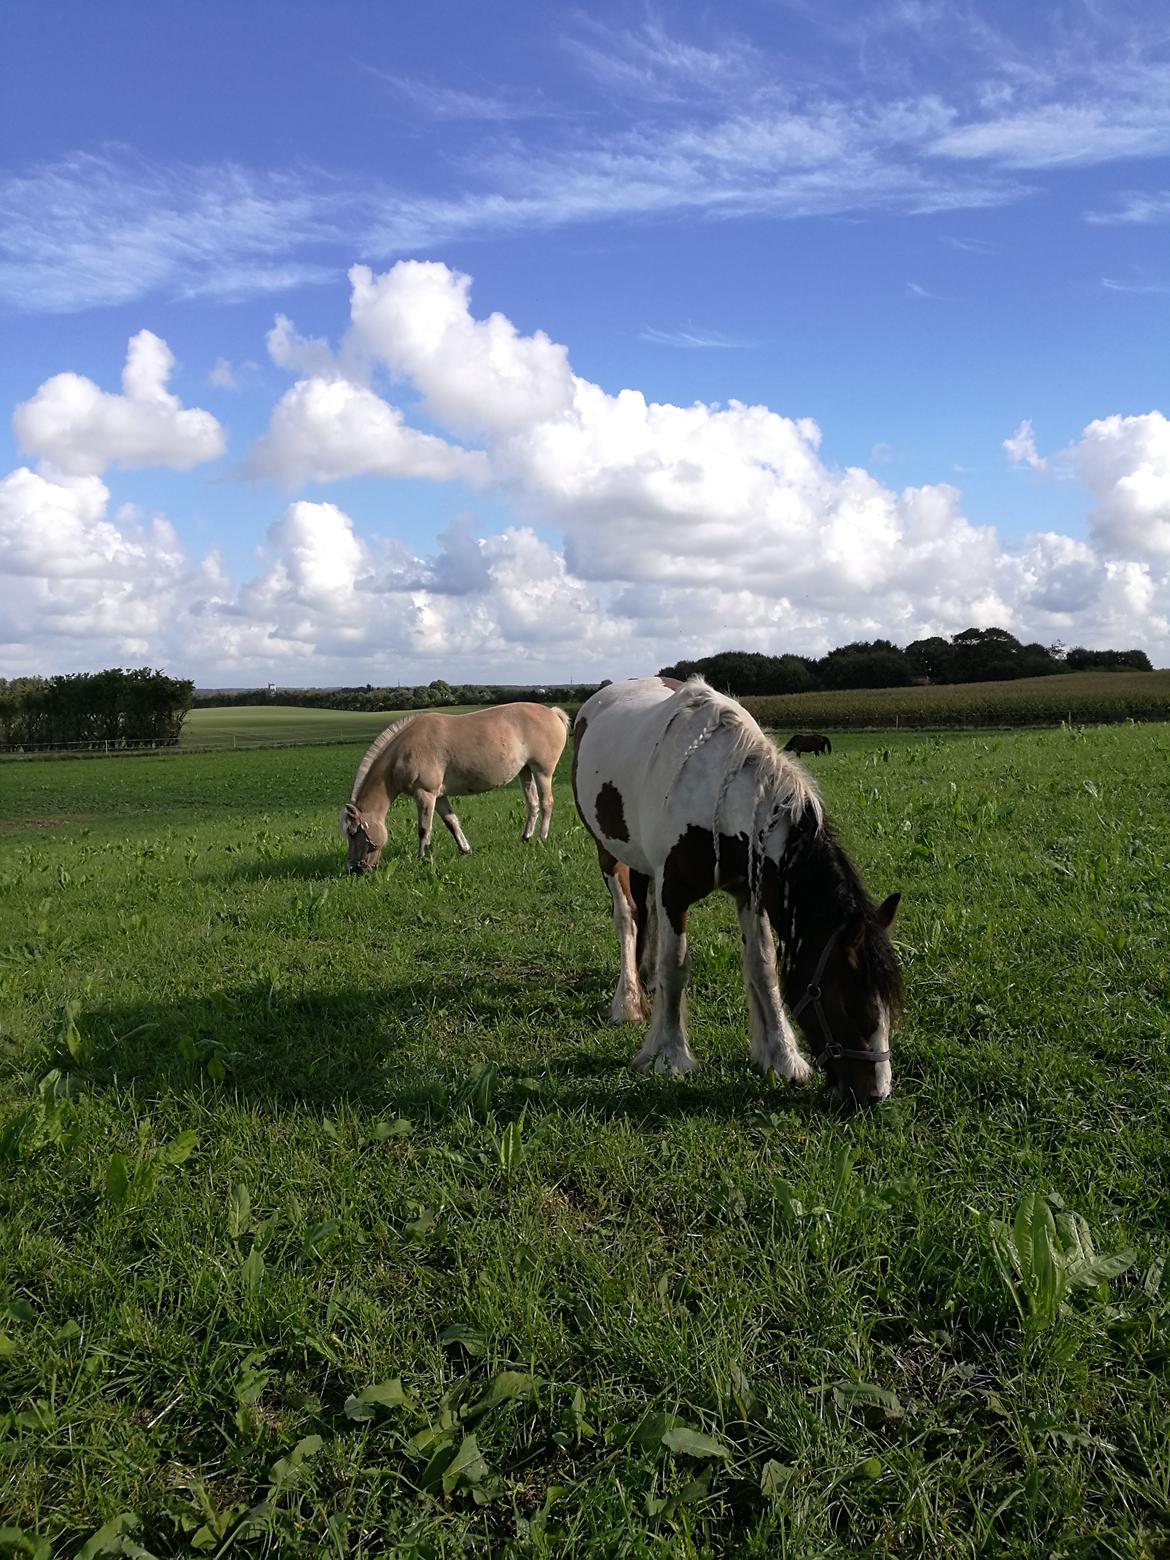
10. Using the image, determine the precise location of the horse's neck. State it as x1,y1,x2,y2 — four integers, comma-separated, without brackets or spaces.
356,771,393,819
768,827,843,949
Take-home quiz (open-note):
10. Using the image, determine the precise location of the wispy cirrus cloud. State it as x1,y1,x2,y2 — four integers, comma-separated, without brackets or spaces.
563,14,761,104
362,66,546,122
940,233,1001,253
639,324,756,349
1085,189,1170,224
929,104,1170,169
0,148,348,312
1101,275,1170,295
4,9,1170,315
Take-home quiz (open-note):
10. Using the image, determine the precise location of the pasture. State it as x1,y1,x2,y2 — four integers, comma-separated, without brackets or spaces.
181,706,477,750
1,725,1168,1556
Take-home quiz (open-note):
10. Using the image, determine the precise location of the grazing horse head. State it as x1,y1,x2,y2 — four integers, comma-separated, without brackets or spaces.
340,801,387,873
773,826,901,1106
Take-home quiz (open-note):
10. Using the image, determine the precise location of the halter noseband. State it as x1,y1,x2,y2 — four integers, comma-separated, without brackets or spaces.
348,815,375,868
788,925,891,1068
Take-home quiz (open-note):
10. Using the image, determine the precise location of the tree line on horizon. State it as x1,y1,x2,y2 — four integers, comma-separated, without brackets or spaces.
658,627,1152,697
190,678,604,713
1,627,1154,751
0,669,194,751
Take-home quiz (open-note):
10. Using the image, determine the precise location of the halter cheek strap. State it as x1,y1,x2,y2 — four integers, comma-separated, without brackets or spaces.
788,925,891,1067
348,817,375,866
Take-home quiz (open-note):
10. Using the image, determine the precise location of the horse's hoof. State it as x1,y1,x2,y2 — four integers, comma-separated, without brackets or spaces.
611,1004,645,1026
656,1051,699,1075
752,1049,812,1084
632,1044,698,1074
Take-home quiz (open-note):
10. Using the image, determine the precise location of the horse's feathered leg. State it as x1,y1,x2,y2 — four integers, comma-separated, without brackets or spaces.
736,897,811,1084
630,870,656,996
436,795,472,855
603,860,648,1024
632,885,697,1074
518,767,539,842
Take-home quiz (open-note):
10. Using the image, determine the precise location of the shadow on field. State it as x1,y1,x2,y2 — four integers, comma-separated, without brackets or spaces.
203,848,342,883
71,974,837,1125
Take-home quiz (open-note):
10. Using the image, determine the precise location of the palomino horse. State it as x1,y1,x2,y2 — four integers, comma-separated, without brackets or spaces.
784,731,832,755
572,677,900,1106
342,703,570,869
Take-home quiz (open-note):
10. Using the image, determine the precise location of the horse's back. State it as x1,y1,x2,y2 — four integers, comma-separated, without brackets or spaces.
576,677,752,872
393,702,565,794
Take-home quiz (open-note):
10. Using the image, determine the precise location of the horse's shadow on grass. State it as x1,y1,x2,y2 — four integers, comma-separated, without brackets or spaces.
200,848,341,884
71,973,840,1127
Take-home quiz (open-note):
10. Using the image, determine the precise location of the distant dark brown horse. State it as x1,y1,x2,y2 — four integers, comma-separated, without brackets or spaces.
784,732,832,756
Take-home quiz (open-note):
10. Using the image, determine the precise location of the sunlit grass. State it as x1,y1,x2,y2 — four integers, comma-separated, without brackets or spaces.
1,725,1168,1555
180,704,481,749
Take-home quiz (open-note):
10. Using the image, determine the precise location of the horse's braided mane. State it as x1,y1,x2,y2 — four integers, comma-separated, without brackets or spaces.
351,714,417,802
666,678,824,904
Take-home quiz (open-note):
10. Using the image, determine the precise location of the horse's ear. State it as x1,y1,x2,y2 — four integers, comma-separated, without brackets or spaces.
844,911,866,963
876,892,900,929
340,802,360,839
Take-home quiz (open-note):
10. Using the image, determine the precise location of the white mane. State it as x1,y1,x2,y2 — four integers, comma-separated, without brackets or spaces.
668,677,823,905
350,714,417,802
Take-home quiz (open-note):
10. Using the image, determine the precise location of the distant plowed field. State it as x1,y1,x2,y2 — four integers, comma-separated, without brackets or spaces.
745,668,1170,729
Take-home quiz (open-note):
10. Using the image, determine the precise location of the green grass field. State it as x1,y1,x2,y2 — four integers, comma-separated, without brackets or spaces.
1,727,1169,1556
181,706,479,750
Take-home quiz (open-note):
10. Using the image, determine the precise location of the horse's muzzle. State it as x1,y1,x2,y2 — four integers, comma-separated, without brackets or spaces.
832,1076,890,1109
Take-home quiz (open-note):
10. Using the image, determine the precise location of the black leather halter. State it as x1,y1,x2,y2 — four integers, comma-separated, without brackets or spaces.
347,818,375,870
788,925,891,1068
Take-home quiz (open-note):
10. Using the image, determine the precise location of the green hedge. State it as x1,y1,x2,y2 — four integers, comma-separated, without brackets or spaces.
0,668,194,751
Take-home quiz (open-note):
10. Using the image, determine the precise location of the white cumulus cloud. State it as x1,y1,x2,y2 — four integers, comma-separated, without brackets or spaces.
1003,418,1048,472
1067,411,1170,560
349,261,576,437
246,376,490,488
5,263,1170,680
12,331,225,477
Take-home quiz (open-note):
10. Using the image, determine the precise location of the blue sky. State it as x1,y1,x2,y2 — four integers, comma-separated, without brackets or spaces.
2,0,1169,683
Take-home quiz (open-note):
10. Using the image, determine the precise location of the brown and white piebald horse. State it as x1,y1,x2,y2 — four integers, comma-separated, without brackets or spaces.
572,677,901,1106
342,703,570,868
